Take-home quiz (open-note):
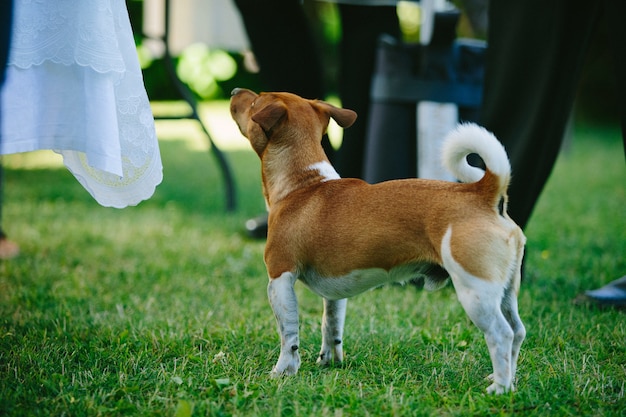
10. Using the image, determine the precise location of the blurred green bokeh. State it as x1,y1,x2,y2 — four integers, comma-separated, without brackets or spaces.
176,44,238,100
130,0,618,122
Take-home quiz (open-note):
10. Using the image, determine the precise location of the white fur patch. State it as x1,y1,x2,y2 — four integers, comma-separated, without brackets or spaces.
441,227,504,301
308,161,340,182
300,263,432,300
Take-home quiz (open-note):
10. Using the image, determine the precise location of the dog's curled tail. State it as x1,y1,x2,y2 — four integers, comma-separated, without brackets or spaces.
442,123,511,193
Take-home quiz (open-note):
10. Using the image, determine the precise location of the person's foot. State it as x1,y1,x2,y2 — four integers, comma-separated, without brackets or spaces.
0,237,19,259
582,276,626,307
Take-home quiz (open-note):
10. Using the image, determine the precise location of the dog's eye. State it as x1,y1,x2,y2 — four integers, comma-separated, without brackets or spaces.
251,101,256,108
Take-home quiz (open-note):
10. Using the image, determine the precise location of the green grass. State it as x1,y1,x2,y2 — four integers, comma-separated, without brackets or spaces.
1,105,625,416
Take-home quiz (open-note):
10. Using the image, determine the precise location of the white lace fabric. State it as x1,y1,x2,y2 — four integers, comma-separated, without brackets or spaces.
1,0,163,208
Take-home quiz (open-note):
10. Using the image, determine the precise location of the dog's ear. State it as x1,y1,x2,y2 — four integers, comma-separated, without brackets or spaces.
317,102,357,128
252,102,287,133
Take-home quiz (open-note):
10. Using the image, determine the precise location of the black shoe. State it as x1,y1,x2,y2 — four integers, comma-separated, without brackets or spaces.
583,276,626,308
245,213,268,239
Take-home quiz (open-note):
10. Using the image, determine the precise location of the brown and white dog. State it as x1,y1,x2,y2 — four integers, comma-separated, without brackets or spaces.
230,88,526,394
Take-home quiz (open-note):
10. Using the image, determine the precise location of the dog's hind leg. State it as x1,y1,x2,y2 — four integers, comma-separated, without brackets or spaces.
268,271,301,377
500,237,526,387
453,275,515,394
500,285,525,389
317,298,347,367
441,229,515,394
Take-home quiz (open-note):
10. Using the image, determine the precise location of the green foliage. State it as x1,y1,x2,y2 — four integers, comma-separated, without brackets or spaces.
1,110,624,415
176,45,238,100
140,50,264,102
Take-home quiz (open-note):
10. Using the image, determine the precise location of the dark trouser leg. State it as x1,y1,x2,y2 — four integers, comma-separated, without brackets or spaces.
233,0,334,159
233,0,325,99
235,0,329,237
603,0,626,152
480,0,602,229
335,4,400,178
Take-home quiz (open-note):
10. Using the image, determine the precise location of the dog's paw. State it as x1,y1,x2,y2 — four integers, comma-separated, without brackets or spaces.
486,382,505,394
270,351,301,377
270,367,296,378
485,374,515,394
317,343,344,367
316,350,338,367
486,381,514,395
270,363,299,378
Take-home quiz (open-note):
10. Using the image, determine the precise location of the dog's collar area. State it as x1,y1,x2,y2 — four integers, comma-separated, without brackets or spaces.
307,161,341,182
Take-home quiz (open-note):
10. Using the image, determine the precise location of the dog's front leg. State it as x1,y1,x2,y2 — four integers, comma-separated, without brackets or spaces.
267,271,301,377
317,298,347,367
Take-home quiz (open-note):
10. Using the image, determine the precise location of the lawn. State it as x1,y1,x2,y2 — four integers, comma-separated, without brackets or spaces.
1,102,624,416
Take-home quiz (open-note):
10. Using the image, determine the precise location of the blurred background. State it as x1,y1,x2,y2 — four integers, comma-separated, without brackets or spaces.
127,0,619,124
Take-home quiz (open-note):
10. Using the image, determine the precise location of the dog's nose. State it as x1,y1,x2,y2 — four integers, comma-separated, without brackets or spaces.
231,88,242,96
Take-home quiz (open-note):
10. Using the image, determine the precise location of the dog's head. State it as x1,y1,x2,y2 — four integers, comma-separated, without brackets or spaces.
230,88,357,157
